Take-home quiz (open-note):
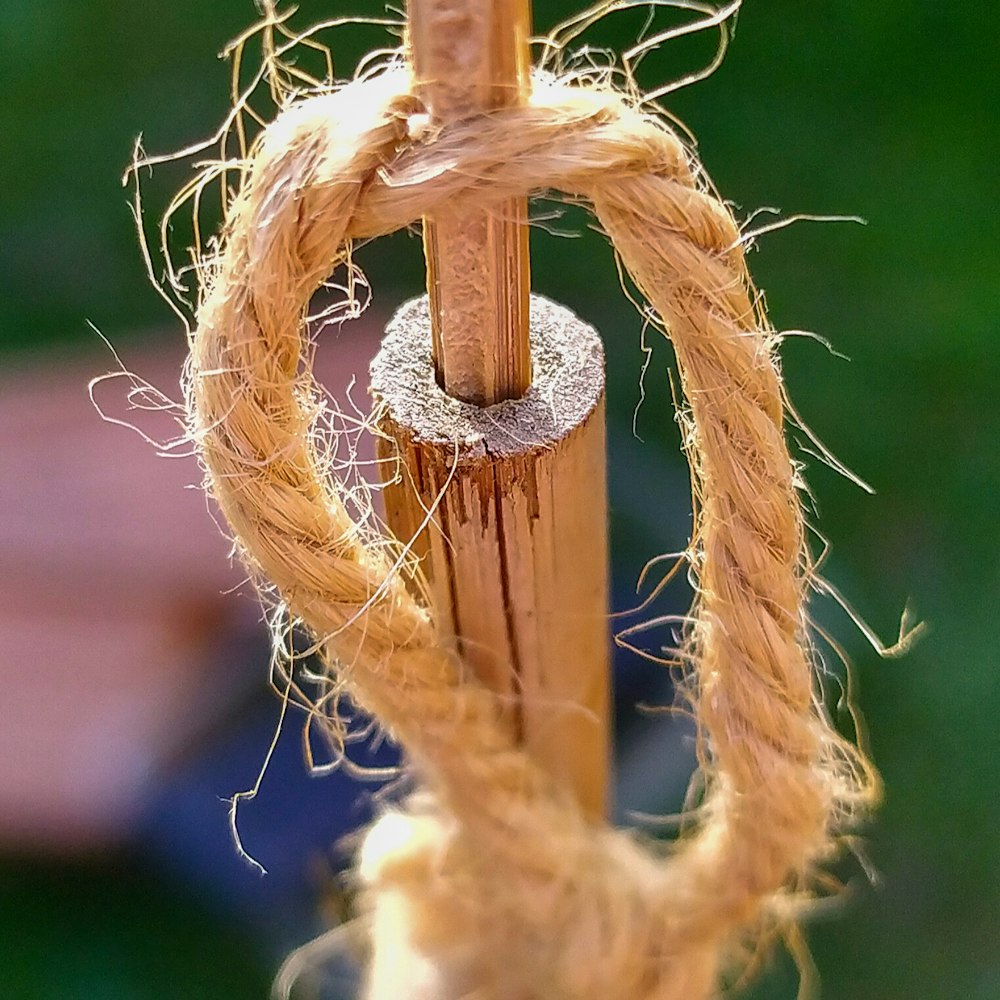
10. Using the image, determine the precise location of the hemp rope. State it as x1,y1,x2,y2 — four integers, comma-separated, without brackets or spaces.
189,67,875,998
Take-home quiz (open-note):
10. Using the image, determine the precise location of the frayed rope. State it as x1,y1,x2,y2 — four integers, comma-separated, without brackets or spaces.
187,63,878,1000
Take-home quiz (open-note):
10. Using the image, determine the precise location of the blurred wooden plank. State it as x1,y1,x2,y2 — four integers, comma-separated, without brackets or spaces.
0,322,383,850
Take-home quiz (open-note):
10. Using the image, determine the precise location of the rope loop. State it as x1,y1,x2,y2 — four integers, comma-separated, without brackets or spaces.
189,66,876,999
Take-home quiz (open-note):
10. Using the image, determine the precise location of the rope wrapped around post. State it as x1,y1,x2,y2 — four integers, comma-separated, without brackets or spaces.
188,67,876,999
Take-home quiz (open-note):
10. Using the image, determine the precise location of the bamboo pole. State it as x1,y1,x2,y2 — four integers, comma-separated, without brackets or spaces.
372,0,611,819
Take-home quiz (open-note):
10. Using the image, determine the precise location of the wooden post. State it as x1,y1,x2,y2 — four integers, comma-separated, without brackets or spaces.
372,0,610,819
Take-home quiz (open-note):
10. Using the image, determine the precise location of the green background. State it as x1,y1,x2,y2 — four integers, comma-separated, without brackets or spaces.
1,1,996,998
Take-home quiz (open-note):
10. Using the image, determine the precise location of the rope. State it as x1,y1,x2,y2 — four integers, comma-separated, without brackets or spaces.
188,67,876,999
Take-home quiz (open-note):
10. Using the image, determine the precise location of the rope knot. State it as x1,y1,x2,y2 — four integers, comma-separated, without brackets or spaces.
188,64,878,999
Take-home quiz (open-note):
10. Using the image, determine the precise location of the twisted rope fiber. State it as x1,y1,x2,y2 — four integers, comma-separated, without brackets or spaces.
190,67,875,998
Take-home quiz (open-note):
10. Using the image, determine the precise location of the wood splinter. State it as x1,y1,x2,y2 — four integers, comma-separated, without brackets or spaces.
372,0,611,819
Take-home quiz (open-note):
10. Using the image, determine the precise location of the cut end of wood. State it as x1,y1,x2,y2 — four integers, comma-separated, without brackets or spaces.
372,295,603,453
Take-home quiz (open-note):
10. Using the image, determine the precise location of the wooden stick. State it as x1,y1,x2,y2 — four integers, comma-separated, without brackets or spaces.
406,0,532,406
373,297,611,820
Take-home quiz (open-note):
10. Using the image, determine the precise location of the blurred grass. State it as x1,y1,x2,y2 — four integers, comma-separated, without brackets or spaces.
1,1,997,997
0,857,271,1000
